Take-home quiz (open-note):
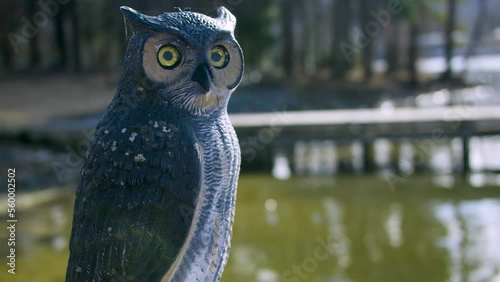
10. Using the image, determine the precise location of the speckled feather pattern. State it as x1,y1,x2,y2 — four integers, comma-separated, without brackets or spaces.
66,79,240,282
66,7,242,282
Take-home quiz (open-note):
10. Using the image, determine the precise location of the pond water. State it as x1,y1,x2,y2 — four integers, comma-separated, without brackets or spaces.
1,174,499,282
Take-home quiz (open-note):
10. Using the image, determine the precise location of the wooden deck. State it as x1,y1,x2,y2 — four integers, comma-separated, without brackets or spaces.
229,105,500,128
229,105,500,173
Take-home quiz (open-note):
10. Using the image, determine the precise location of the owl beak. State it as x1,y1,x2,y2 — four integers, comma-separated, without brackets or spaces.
192,64,212,93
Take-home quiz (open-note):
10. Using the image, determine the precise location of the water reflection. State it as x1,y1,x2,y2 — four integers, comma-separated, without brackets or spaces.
350,142,364,173
227,176,500,282
374,138,393,171
385,204,403,248
434,200,500,282
265,198,279,226
276,135,500,188
1,176,499,282
470,136,500,171
292,141,337,176
398,141,415,174
323,198,351,270
272,153,292,180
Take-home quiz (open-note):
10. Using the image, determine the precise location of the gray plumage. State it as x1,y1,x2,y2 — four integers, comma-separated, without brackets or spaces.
66,6,243,282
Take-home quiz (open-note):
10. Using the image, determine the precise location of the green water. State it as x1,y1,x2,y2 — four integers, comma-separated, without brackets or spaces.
1,175,499,282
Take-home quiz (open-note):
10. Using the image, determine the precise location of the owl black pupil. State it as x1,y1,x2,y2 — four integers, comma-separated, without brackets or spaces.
163,51,173,61
211,52,222,62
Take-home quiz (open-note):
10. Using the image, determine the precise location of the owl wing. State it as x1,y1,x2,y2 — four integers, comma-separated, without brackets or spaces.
66,118,201,282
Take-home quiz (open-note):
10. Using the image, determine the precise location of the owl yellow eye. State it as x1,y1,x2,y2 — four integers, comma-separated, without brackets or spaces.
209,45,229,69
157,45,181,69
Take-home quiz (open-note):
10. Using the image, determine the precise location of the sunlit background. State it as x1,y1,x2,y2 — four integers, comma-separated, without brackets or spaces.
1,0,500,281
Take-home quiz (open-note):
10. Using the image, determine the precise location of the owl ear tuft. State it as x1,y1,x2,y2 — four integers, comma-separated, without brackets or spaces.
120,6,153,41
216,6,236,32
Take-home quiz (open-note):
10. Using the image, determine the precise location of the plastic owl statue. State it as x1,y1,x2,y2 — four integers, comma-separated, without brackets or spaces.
66,6,243,282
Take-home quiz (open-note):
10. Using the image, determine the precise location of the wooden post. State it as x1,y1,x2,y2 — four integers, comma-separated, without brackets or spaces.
462,136,470,175
363,140,373,173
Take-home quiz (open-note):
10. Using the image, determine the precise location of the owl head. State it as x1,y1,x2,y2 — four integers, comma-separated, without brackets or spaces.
119,6,244,116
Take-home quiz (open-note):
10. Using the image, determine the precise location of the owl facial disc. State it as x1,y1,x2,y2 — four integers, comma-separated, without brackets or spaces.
120,6,244,116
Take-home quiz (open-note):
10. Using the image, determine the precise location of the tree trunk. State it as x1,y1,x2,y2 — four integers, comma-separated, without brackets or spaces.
281,0,293,78
315,0,331,68
442,0,457,81
385,20,400,76
54,10,67,70
282,0,305,80
67,0,81,73
0,38,13,70
0,0,20,71
408,22,419,87
464,0,487,62
332,0,352,80
359,0,374,81
303,0,316,76
27,0,40,68
293,0,305,79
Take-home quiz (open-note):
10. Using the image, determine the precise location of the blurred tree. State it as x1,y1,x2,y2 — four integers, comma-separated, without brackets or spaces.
441,0,457,81
2,0,468,88
231,0,274,71
54,10,67,69
294,0,306,79
67,0,81,72
383,18,401,77
281,0,294,78
50,0,81,72
402,0,420,87
313,0,333,71
91,1,125,71
0,0,20,70
464,0,487,61
331,0,353,80
408,23,419,86
359,0,377,81
381,0,422,86
26,0,40,68
303,0,317,76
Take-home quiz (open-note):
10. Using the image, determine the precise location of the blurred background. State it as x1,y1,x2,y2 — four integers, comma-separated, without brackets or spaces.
0,0,500,281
